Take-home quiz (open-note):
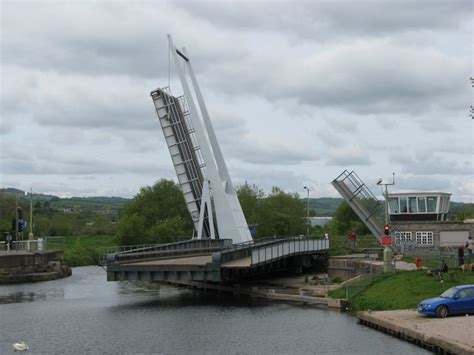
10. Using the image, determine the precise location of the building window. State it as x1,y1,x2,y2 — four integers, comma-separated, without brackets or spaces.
395,232,412,245
409,197,417,213
427,197,437,213
389,198,399,214
418,197,426,213
400,198,408,213
416,231,433,245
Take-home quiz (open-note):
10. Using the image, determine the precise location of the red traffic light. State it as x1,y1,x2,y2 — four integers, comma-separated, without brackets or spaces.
383,225,390,235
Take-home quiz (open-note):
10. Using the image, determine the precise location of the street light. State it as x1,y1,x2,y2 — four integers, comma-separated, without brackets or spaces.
377,173,395,273
376,173,395,226
29,188,34,240
303,186,310,238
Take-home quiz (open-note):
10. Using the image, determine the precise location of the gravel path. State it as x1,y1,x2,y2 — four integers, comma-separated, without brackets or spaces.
358,310,474,354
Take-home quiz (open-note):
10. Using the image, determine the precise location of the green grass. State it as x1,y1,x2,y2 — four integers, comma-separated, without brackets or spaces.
328,233,380,256
330,270,474,312
63,235,117,267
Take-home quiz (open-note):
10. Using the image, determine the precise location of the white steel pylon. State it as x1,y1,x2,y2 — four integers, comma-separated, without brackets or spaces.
150,35,252,244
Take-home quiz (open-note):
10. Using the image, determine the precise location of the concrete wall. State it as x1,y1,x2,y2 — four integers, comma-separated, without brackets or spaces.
327,258,381,281
0,251,64,274
394,221,474,249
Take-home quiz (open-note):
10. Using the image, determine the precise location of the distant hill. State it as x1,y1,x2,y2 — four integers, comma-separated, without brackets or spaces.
449,201,474,219
0,188,58,200
2,187,472,218
52,196,130,209
304,197,474,218
0,188,130,210
308,198,343,217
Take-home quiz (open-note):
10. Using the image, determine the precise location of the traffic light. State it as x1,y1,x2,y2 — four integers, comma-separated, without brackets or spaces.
384,225,390,236
17,207,23,219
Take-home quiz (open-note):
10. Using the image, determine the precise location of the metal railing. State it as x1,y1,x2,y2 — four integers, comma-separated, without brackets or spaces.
251,238,329,265
218,236,330,266
0,237,65,252
103,238,233,264
341,273,386,300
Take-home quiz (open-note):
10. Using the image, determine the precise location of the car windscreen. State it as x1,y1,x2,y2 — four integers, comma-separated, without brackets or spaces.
440,287,458,298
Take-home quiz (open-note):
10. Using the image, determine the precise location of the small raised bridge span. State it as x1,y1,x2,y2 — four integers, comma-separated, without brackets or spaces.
106,238,329,283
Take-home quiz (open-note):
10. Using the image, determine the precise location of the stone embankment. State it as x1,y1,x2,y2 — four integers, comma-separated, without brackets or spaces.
358,310,474,354
0,251,71,284
167,273,347,309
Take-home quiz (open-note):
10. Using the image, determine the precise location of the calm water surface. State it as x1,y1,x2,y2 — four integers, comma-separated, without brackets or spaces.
0,267,427,354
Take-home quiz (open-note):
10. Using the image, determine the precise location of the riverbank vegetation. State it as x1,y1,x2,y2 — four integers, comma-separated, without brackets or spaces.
329,270,474,312
63,235,116,267
116,180,310,245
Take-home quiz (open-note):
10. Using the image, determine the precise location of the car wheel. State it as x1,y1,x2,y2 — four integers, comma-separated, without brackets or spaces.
436,305,448,318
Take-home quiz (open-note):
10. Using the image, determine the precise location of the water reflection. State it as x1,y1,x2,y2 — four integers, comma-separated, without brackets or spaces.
0,267,429,354
0,288,65,304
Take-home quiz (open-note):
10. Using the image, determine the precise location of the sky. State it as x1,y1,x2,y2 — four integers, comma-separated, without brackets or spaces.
0,0,473,202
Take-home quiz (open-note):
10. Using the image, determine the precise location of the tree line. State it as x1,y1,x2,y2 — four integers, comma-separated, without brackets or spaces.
0,179,373,246
0,195,118,238
115,179,366,245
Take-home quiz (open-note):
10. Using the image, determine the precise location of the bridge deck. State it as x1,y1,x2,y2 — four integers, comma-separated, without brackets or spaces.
122,255,212,267
222,257,251,268
106,237,329,283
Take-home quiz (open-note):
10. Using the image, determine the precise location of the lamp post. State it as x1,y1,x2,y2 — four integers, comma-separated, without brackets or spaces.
377,173,395,273
15,195,19,243
303,186,310,238
377,173,395,226
29,188,34,240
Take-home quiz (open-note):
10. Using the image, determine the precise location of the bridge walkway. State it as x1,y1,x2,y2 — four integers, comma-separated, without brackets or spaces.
106,237,329,283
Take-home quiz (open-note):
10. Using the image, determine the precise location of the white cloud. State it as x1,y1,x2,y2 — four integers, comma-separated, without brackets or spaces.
326,146,373,166
1,1,472,202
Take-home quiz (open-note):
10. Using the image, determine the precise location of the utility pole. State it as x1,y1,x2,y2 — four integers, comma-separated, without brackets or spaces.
377,173,395,273
29,188,34,240
15,195,19,244
303,186,310,238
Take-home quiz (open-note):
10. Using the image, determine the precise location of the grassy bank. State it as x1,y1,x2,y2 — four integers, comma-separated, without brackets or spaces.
330,270,474,312
327,233,380,256
63,235,117,267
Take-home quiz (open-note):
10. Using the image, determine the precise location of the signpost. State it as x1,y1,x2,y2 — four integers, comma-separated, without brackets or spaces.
381,235,392,246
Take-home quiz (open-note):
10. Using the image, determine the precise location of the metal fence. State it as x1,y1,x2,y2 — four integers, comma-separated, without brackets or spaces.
341,273,386,300
217,236,330,266
337,253,466,301
0,237,65,252
251,238,329,265
100,238,233,265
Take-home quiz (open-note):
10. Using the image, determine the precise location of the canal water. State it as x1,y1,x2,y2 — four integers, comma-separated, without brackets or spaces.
0,267,427,354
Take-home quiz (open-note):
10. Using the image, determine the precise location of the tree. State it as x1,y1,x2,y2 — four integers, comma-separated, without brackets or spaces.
328,201,370,236
256,187,306,238
116,179,193,245
0,195,16,235
81,214,117,236
236,182,264,225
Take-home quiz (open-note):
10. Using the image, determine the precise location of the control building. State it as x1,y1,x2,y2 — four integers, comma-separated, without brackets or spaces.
388,192,473,250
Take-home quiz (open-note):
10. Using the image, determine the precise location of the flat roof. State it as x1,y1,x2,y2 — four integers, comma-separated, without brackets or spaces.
388,192,451,197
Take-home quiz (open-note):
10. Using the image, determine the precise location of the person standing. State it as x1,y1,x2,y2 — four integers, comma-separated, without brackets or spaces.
466,236,474,260
458,245,465,267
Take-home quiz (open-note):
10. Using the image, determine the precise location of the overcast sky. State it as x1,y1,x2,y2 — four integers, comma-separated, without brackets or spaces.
1,0,473,203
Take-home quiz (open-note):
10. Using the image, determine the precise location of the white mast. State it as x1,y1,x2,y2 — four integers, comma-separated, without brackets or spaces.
150,35,252,244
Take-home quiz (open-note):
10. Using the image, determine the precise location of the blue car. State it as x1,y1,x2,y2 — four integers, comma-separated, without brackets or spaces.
418,285,474,318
